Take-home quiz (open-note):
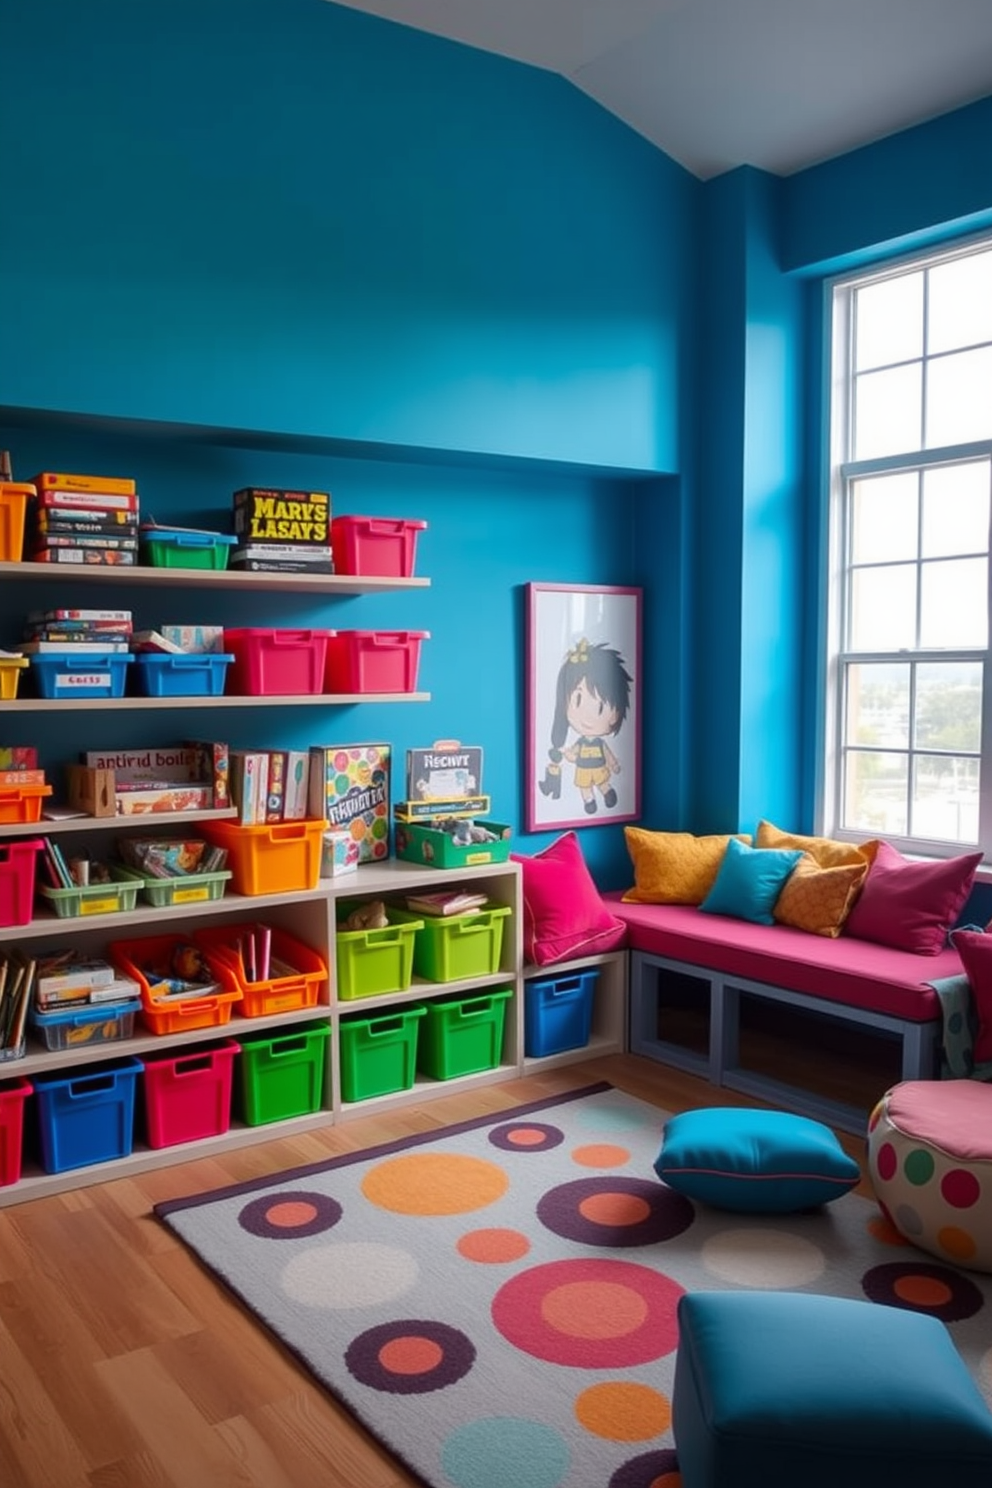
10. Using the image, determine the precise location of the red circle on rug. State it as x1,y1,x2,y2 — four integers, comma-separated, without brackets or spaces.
492,1258,683,1367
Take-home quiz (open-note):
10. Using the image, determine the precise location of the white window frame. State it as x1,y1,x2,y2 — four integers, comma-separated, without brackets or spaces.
821,233,992,861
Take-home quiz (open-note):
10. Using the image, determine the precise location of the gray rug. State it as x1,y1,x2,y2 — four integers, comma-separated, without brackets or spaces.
156,1083,992,1488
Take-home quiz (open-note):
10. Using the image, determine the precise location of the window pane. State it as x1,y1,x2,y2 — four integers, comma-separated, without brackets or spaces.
911,755,979,844
845,662,909,747
855,273,923,370
849,565,917,650
928,250,992,355
854,363,922,459
926,346,992,447
850,471,918,563
921,461,990,558
919,556,988,648
914,662,983,751
843,749,908,834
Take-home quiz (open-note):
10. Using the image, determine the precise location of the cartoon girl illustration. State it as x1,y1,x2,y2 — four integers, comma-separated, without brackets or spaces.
538,637,632,814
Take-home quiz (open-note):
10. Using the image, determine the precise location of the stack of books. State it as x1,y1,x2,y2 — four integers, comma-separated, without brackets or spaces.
20,607,133,656
32,950,141,1010
28,472,140,565
230,486,334,573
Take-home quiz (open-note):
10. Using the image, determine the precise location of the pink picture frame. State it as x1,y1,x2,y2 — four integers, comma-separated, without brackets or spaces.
526,582,642,832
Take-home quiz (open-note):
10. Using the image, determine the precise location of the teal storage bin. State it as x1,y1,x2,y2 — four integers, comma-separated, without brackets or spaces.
339,1006,426,1101
32,1057,142,1172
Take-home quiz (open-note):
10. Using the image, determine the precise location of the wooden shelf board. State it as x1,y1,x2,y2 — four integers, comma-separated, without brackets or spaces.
1,692,430,711
0,560,429,594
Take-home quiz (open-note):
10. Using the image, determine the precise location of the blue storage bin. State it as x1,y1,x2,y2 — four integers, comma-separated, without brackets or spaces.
30,652,133,700
32,1056,142,1172
133,652,234,697
524,969,599,1057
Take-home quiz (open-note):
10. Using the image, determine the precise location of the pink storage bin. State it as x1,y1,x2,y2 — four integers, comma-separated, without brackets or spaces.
0,839,43,928
224,628,332,695
0,1078,32,1186
140,1039,239,1148
330,516,426,577
324,630,428,694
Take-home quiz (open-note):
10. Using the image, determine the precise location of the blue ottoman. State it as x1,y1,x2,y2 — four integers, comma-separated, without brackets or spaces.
673,1291,992,1488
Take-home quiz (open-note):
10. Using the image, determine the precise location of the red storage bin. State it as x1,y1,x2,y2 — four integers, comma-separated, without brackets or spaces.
224,628,332,696
330,515,426,577
0,839,44,928
0,1077,32,1186
324,630,428,694
141,1039,238,1148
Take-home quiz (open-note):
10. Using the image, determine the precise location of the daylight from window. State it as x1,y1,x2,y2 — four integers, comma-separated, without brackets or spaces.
828,241,992,855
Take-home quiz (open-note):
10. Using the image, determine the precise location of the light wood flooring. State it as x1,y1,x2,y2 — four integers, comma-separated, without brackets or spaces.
0,1054,875,1488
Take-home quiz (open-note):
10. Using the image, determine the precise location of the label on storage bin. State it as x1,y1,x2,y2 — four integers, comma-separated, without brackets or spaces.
81,895,119,915
57,671,111,689
170,885,210,903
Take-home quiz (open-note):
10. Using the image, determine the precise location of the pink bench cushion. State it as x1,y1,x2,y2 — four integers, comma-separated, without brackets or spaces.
605,893,961,1022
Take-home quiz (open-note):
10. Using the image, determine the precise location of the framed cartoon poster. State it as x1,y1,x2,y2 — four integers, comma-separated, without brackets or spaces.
526,582,642,831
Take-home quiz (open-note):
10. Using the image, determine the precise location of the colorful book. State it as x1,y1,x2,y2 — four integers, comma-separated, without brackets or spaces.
20,641,131,654
27,609,132,622
232,488,330,545
30,547,138,565
115,784,214,814
282,750,310,820
265,750,286,823
35,951,118,995
307,743,390,863
33,471,137,495
230,750,268,825
34,510,138,528
33,488,139,513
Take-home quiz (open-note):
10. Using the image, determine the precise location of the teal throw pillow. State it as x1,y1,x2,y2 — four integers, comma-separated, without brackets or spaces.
654,1107,861,1213
699,837,802,924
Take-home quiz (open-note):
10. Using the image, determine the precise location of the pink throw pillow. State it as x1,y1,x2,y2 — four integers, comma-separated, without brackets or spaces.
950,930,992,1064
843,840,982,955
511,832,628,967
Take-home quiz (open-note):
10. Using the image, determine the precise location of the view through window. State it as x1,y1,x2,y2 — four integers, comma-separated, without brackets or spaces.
825,238,992,856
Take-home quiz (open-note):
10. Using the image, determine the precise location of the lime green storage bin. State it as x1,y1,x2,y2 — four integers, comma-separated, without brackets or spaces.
417,988,513,1081
335,907,423,1000
236,1023,330,1125
339,1006,426,1102
390,905,511,983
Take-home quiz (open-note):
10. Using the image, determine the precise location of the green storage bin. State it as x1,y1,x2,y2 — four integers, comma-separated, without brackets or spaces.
37,866,141,919
236,1023,330,1125
339,1005,426,1102
141,529,237,569
393,819,513,868
114,863,233,907
417,988,513,1081
335,906,423,1000
391,905,511,982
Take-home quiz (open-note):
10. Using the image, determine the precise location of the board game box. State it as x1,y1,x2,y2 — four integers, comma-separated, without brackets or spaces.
307,743,390,863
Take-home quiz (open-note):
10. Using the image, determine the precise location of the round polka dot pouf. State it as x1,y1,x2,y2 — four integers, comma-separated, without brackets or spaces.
868,1080,992,1273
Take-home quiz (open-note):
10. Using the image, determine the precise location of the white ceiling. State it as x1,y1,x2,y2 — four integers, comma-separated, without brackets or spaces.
328,0,992,180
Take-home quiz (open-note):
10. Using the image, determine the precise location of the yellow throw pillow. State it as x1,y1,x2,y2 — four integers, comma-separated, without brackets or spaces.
773,851,869,937
623,829,752,905
756,819,874,870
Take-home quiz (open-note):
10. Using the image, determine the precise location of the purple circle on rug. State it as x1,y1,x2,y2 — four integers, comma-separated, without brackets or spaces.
238,1190,343,1239
537,1176,694,1246
862,1260,986,1322
345,1319,476,1393
489,1121,565,1153
609,1447,681,1487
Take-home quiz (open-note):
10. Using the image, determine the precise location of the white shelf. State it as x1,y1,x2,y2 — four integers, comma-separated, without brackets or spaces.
0,560,429,595
2,808,238,838
1,692,430,711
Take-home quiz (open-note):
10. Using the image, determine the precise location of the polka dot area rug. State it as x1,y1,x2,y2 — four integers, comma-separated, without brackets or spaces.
155,1084,992,1488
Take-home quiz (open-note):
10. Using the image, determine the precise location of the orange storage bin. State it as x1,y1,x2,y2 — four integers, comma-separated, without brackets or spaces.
0,782,52,824
193,922,328,1017
329,515,426,577
108,933,243,1036
0,483,33,562
324,630,428,694
201,818,327,896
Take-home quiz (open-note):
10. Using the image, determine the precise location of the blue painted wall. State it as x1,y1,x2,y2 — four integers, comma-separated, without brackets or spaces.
2,0,991,887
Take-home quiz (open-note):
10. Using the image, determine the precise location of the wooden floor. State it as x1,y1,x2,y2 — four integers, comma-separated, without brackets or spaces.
0,1054,874,1488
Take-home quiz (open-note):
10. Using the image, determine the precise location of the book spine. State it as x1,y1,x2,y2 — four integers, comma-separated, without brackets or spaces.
34,516,139,535
27,609,132,622
34,488,139,512
265,750,286,823
30,547,138,565
0,769,46,785
34,472,137,495
282,750,310,820
34,532,139,550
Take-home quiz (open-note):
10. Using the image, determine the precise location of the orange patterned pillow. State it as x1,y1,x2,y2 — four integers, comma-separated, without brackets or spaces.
773,851,869,937
756,820,876,870
623,829,752,905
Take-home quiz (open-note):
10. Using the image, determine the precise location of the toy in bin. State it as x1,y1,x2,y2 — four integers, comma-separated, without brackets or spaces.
141,942,220,1001
394,739,512,868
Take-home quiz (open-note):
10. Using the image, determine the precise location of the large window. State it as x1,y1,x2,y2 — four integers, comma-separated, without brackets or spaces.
825,238,992,858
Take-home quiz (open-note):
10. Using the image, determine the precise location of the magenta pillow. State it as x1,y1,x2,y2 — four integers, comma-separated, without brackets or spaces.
843,840,982,955
511,832,628,967
949,930,992,1064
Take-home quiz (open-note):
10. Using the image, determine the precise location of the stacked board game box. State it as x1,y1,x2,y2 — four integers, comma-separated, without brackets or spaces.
28,472,139,565
307,742,390,862
230,487,334,572
20,607,133,655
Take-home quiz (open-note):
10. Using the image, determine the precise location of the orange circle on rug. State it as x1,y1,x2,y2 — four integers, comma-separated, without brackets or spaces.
378,1336,444,1375
361,1153,509,1215
572,1144,632,1168
542,1280,648,1339
264,1199,321,1228
506,1126,554,1148
579,1191,653,1227
457,1228,531,1263
893,1273,953,1308
575,1381,671,1442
